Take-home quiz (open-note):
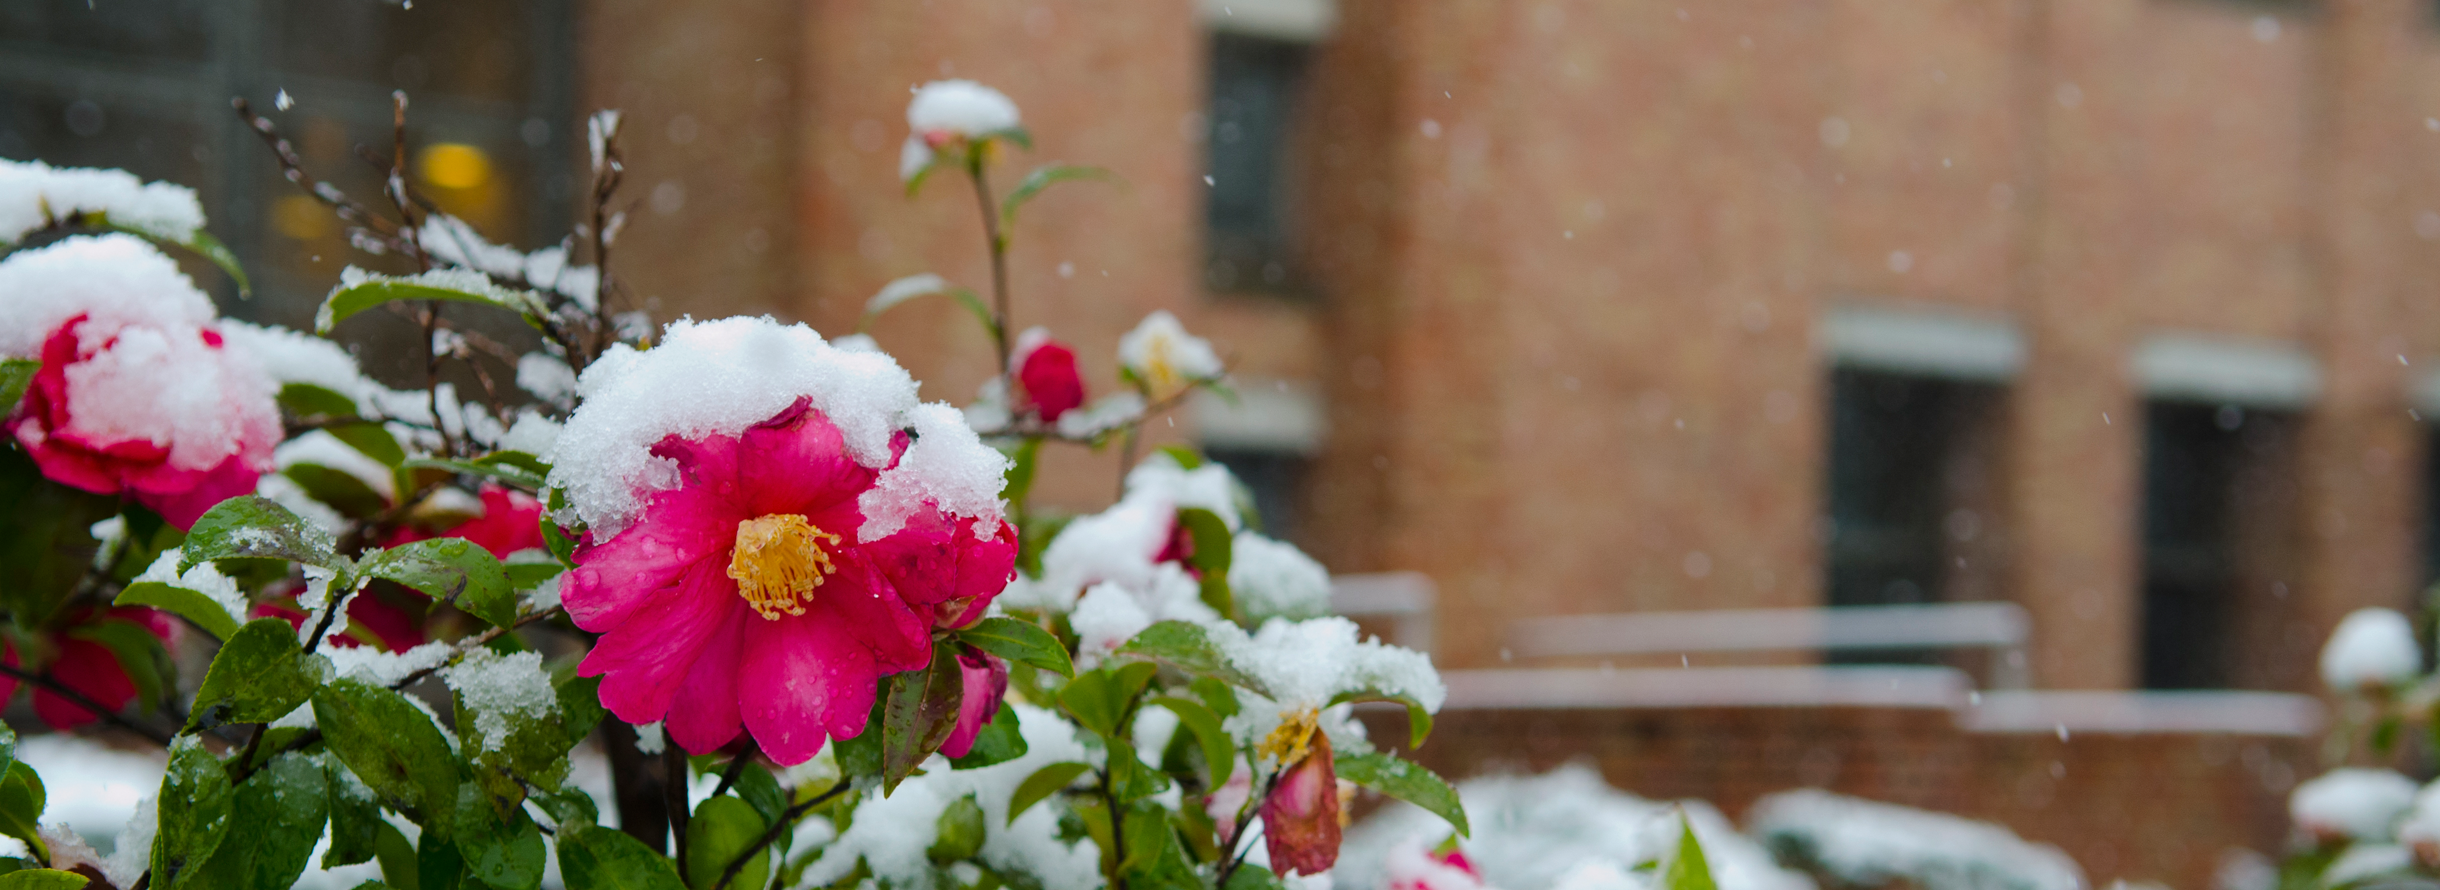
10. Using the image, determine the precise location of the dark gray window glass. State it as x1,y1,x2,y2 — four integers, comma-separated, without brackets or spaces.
1203,32,1306,295
2139,402,2301,690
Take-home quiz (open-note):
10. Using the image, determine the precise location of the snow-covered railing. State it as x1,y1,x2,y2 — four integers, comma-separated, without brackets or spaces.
1507,602,2032,688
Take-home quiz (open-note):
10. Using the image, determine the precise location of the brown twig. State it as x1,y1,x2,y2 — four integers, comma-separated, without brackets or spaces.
711,742,761,800
0,663,174,746
709,781,856,890
1214,771,1282,888
967,163,1014,374
230,98,426,265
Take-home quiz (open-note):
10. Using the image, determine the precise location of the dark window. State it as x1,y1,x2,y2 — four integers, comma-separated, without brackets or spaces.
1206,447,1309,544
2139,402,2302,690
1203,32,1307,295
1822,369,2006,666
0,0,573,340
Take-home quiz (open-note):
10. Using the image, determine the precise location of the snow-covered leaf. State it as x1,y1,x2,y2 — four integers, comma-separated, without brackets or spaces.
188,751,327,888
312,679,462,828
150,740,234,888
181,495,339,571
858,273,997,343
402,453,549,493
999,164,1120,228
1114,621,1270,697
1336,751,1468,838
1327,689,1435,749
315,268,547,334
115,581,243,641
186,618,330,731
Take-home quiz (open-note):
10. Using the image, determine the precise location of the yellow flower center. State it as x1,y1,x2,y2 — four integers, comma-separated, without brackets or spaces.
1257,707,1321,766
726,514,841,620
1142,336,1184,399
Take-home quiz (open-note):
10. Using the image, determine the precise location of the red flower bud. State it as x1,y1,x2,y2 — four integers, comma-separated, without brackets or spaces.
1016,339,1086,422
940,649,1010,759
1262,727,1342,876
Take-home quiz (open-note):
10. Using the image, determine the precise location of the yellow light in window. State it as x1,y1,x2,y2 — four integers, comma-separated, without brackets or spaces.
272,195,330,241
418,143,491,190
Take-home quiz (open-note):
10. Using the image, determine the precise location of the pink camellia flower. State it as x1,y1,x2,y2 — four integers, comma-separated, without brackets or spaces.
11,316,279,528
387,484,547,558
562,398,1017,764
1012,328,1085,422
941,648,1009,759
0,607,175,731
0,236,281,530
1386,840,1492,890
1261,722,1343,877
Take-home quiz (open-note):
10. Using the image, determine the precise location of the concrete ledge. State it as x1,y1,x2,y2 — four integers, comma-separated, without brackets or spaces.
1440,666,1971,711
1960,690,2324,737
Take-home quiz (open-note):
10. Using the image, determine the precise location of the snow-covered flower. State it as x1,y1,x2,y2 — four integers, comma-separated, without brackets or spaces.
2291,768,2418,844
1012,327,1086,422
2319,608,2421,692
1118,310,1222,400
2399,782,2440,867
0,607,176,731
0,235,280,528
1385,839,1497,890
908,79,1021,141
900,80,1023,183
550,316,1017,764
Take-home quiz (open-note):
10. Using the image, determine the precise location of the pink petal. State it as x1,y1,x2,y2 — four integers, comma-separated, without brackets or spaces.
859,511,1018,627
579,559,745,726
134,453,263,530
36,638,138,731
1262,731,1343,877
819,554,933,672
731,401,880,521
663,601,747,754
564,486,734,633
737,604,878,766
939,650,1008,759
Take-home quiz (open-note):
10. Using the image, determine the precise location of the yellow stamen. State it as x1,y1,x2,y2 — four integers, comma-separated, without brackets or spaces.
726,514,841,620
1143,337,1183,399
1257,707,1320,766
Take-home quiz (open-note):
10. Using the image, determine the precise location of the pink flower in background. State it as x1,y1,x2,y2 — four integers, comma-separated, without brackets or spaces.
0,607,175,731
1387,841,1492,890
9,314,278,529
562,398,1018,765
940,648,1009,759
388,484,546,558
1012,329,1085,422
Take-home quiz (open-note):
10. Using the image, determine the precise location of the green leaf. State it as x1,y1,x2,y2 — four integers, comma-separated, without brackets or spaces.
190,751,329,890
1006,761,1091,826
540,515,578,567
1103,738,1170,802
1662,814,1717,890
151,741,235,888
416,832,467,890
1189,677,1240,720
462,812,547,890
0,764,44,864
1057,662,1157,740
326,761,385,869
685,796,770,890
948,700,1028,770
1223,865,1287,890
401,456,549,493
358,539,516,628
374,820,420,890
927,794,986,864
1175,507,1234,617
0,870,89,890
0,723,16,781
730,762,787,826
331,422,408,467
999,164,1121,228
1148,696,1234,789
1113,621,1268,696
316,273,546,334
1335,752,1469,837
529,786,600,828
857,274,998,343
1327,690,1436,749
832,695,885,780
956,616,1074,678
279,382,363,420
557,675,608,750
286,463,392,517
187,618,332,731
1002,438,1041,511
174,228,251,297
1118,802,1200,890
0,449,120,623
114,580,243,641
313,679,463,827
881,642,965,794
0,360,35,416
181,495,339,571
556,824,686,890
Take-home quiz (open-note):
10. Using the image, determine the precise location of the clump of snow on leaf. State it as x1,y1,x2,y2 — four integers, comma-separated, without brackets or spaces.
1338,765,1806,890
1232,531,1333,622
1214,616,1443,714
133,548,249,630
277,429,398,501
0,158,205,244
799,703,1103,890
1003,453,1246,614
325,640,454,687
0,234,215,358
2290,768,2418,843
439,648,558,749
2319,608,2421,692
546,316,1006,539
320,266,544,332
1055,392,1145,439
1747,789,2082,890
907,80,1021,137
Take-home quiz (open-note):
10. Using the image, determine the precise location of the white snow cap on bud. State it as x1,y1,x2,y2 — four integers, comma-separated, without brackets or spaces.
1012,325,1055,371
2320,608,2422,692
2291,768,2418,843
2399,783,2440,867
907,79,1021,138
898,135,934,182
1118,310,1223,397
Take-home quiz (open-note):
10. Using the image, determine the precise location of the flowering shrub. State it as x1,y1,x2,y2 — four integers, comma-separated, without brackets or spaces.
2267,606,2440,890
0,78,1653,890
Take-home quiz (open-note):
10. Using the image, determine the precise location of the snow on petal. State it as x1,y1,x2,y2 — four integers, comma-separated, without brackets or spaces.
906,80,1021,138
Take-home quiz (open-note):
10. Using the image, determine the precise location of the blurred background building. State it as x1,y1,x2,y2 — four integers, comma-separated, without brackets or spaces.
12,0,2440,884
